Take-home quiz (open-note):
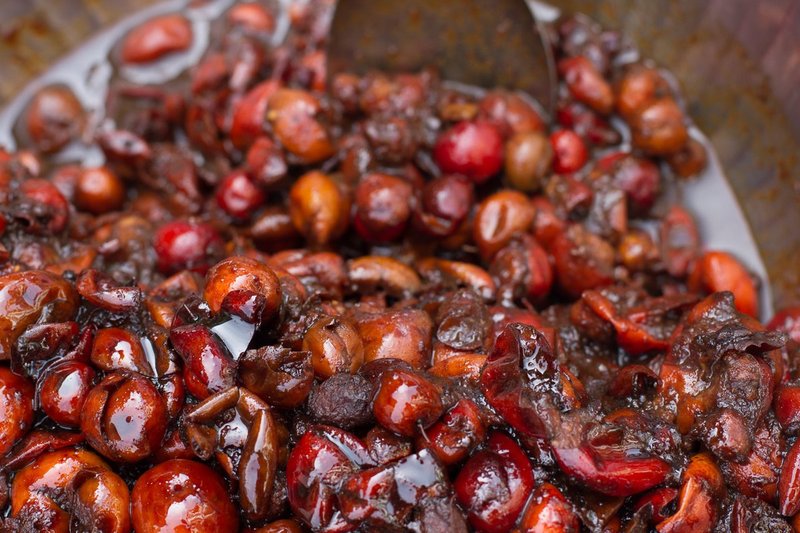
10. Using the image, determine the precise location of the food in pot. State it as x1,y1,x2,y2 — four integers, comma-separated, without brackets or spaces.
0,1,796,531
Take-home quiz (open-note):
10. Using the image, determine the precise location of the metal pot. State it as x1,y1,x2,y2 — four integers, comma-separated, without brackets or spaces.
1,0,798,308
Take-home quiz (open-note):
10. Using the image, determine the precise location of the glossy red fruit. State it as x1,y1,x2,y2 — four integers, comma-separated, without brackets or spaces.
602,154,661,214
216,170,266,221
419,399,486,465
552,435,671,497
634,487,679,525
74,166,126,215
413,174,474,238
779,438,800,516
153,220,224,274
550,130,588,174
19,178,70,234
454,432,534,533
80,372,168,463
338,449,448,529
204,255,282,327
39,361,95,428
481,323,582,445
517,482,580,532
121,14,193,64
91,327,151,374
658,452,723,533
552,224,615,298
25,85,84,153
558,56,614,115
372,370,444,437
473,189,535,262
69,467,131,533
230,81,281,149
0,270,78,360
433,120,504,183
688,251,758,318
10,448,110,530
0,368,35,455
353,173,413,243
774,385,800,433
287,425,373,532
169,324,236,399
132,459,239,533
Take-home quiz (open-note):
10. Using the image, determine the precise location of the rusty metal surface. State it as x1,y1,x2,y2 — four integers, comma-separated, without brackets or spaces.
0,0,163,104
0,0,798,308
556,0,800,308
327,0,555,113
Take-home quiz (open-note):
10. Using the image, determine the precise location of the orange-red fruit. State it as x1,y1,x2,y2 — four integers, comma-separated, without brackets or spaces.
121,14,193,64
372,370,443,437
689,251,758,317
0,368,35,454
131,459,239,533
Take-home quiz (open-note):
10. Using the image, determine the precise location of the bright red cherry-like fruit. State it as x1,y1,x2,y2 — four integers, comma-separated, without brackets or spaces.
433,120,504,184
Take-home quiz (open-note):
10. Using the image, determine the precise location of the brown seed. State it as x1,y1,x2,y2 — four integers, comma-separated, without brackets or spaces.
303,316,364,378
267,89,334,164
504,131,552,192
630,98,689,156
473,190,535,262
288,171,349,246
616,65,670,119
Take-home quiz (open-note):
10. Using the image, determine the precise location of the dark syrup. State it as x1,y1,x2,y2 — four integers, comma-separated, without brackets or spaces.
0,0,773,317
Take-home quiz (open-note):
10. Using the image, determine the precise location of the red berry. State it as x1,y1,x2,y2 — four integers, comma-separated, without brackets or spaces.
287,425,372,532
39,361,95,428
153,220,223,274
215,170,266,221
418,399,486,465
606,154,661,214
169,324,237,399
433,121,503,183
19,178,70,234
550,130,588,174
353,173,413,243
454,432,534,533
372,370,443,437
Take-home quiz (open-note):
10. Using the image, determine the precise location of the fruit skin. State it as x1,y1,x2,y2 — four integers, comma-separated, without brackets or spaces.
153,220,224,275
38,361,95,428
203,256,282,324
0,270,78,360
121,14,193,64
286,425,372,532
131,459,239,533
10,448,114,531
288,171,349,246
80,372,168,463
454,432,534,533
0,367,35,454
215,170,266,221
433,120,504,184
372,370,444,437
517,482,580,533
550,129,588,174
688,251,758,318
